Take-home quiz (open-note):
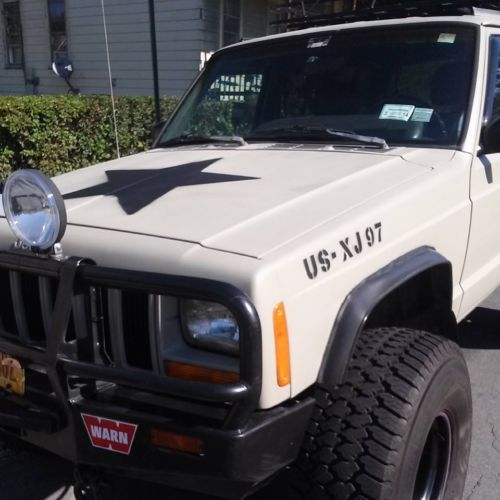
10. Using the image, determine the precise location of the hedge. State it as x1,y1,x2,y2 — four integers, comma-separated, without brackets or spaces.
0,95,179,179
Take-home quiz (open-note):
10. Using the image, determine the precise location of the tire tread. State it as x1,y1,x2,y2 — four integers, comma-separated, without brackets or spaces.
278,327,467,500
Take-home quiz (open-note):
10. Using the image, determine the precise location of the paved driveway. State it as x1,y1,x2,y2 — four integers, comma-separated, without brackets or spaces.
461,289,500,500
3,293,500,500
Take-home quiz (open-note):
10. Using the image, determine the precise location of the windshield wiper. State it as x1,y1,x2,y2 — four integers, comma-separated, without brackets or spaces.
158,134,247,148
325,129,389,150
249,126,389,150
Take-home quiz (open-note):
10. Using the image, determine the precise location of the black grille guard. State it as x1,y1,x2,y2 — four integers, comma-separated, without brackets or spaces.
0,251,262,430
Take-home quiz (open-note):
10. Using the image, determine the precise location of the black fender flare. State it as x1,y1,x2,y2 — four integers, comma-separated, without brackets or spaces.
318,246,454,387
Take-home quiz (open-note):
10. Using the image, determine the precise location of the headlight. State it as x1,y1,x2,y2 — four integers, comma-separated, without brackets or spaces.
181,299,240,356
2,169,67,250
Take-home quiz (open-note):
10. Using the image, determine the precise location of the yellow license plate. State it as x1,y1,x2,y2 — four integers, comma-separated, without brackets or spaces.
0,353,25,396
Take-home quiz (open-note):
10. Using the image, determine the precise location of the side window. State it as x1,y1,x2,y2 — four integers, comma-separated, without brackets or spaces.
3,1,23,68
486,36,500,122
47,0,67,62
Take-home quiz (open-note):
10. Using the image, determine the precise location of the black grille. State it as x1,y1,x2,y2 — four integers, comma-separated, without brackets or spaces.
0,270,156,373
0,269,18,336
0,254,261,429
0,270,88,347
0,270,59,344
20,273,49,342
122,291,152,370
0,265,201,417
96,288,154,371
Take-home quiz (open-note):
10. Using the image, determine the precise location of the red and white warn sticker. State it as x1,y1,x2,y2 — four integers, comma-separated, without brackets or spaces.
81,413,138,455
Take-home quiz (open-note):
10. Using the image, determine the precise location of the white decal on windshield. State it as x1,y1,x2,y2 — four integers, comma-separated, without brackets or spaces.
307,36,331,49
379,104,415,122
411,108,434,123
437,33,456,44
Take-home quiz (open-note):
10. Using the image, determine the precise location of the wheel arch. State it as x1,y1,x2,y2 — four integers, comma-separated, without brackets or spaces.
318,246,457,387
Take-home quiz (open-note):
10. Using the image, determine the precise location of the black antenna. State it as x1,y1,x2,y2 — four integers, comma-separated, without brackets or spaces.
272,0,500,30
148,0,161,124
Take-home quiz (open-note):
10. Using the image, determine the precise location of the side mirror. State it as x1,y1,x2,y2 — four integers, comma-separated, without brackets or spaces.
482,116,500,154
151,120,167,144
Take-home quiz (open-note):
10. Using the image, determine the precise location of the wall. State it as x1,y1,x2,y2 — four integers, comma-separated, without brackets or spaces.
0,0,61,94
0,0,206,96
0,0,273,97
66,0,206,96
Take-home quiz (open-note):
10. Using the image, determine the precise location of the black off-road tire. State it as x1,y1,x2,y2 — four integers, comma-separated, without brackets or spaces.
266,327,472,500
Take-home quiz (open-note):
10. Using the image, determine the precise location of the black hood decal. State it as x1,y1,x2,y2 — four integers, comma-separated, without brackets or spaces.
64,159,259,215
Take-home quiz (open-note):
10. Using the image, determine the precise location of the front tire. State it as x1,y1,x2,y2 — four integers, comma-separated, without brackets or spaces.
271,327,472,500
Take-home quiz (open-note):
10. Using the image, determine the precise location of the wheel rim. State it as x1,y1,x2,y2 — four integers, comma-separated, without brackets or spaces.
413,412,453,500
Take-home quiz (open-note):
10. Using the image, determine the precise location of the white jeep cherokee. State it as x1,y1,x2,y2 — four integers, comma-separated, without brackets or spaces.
0,2,499,499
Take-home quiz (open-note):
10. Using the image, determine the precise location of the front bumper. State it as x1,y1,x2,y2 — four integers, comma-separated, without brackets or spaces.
1,387,314,499
0,250,313,499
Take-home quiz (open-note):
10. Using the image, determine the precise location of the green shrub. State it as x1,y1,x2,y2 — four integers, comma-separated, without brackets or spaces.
0,95,179,179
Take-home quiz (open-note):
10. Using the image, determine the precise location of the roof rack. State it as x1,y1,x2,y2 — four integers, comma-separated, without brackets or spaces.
272,0,500,31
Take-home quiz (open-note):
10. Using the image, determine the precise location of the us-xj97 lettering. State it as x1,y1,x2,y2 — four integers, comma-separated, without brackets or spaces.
303,222,383,279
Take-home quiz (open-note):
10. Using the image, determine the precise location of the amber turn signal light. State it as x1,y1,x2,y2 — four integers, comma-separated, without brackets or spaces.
273,302,291,387
164,361,240,385
151,429,205,455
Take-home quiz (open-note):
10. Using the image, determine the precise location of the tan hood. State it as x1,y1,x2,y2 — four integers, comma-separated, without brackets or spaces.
56,146,443,259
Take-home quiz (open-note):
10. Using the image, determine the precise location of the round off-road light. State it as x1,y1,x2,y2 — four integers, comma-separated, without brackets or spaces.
2,169,67,251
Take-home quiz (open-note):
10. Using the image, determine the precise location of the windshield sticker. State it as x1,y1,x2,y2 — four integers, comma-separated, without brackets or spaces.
411,108,434,123
379,104,415,122
307,36,331,49
303,222,382,280
437,33,456,44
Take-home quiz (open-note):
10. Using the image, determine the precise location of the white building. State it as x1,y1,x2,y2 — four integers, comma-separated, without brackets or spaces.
0,0,281,96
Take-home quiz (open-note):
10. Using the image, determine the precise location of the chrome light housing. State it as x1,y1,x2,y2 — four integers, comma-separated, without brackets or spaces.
2,169,67,251
181,299,240,356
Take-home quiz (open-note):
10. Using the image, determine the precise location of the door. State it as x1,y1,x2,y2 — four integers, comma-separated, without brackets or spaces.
461,33,500,315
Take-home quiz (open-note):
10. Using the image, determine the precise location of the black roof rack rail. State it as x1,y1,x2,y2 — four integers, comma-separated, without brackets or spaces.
272,0,500,30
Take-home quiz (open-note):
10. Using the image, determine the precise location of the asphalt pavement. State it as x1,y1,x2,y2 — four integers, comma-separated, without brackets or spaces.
3,292,500,499
461,288,500,500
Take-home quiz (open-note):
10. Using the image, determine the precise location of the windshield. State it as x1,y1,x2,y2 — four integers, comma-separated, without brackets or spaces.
160,24,476,147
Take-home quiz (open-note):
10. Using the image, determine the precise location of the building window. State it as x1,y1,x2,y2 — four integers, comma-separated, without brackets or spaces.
222,0,241,47
3,1,23,68
47,0,67,61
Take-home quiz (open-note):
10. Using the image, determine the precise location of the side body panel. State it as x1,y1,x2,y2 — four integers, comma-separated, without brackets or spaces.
259,152,472,398
461,27,500,318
